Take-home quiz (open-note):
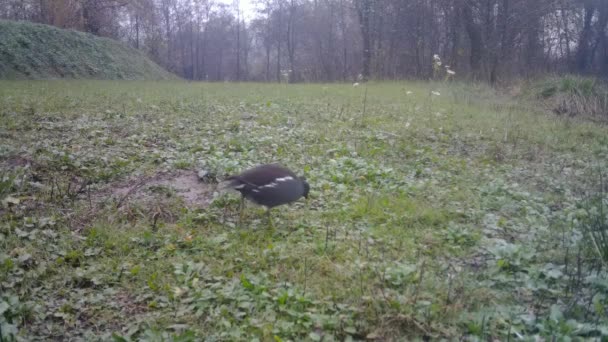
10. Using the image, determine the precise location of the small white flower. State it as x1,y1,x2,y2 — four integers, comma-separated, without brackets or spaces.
406,91,413,95
433,54,441,61
173,287,186,297
446,69,456,75
431,91,441,96
405,121,411,128
353,82,360,87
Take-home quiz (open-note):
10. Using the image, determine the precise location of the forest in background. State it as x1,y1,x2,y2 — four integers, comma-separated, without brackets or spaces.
1,0,607,83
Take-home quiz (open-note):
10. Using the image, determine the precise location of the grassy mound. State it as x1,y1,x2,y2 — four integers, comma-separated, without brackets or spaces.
527,76,608,121
0,20,176,80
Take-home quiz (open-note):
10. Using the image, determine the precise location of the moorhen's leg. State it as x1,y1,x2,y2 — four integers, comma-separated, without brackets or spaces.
266,208,273,229
239,195,245,226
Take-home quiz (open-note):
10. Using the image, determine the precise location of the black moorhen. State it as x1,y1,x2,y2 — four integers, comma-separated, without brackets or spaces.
225,163,309,226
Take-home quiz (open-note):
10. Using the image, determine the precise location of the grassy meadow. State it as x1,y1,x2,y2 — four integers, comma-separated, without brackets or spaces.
1,80,608,341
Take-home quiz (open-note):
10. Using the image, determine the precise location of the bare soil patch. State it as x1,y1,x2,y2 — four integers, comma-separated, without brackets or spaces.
66,169,216,231
1,154,34,169
109,169,216,208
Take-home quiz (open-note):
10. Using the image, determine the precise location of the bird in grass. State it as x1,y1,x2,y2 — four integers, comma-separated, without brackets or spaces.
224,164,309,226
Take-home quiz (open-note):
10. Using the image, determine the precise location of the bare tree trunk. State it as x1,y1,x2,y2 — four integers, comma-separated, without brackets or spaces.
193,8,201,80
135,13,140,49
589,1,608,71
190,22,195,79
450,0,462,71
217,48,223,80
560,0,572,64
286,0,297,83
603,35,608,77
276,41,281,82
326,0,336,81
82,0,99,35
265,43,271,81
355,0,372,80
524,10,544,77
601,2,608,76
198,2,210,80
195,28,200,80
162,0,172,71
339,0,348,81
276,1,283,82
200,27,207,80
490,0,506,83
39,0,47,23
235,0,241,81
576,2,596,72
243,28,249,80
461,0,483,79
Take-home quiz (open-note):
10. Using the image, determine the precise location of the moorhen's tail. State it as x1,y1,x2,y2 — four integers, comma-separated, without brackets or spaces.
223,175,255,192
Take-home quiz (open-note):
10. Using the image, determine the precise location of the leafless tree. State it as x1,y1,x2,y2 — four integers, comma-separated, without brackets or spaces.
3,0,608,81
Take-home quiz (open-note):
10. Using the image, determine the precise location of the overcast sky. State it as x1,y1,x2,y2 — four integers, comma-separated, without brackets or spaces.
219,0,257,21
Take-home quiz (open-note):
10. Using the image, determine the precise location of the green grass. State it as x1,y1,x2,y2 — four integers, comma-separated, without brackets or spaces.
1,80,608,340
0,20,176,80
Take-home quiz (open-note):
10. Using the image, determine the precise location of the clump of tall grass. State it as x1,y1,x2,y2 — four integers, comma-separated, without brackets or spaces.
529,76,608,121
579,172,608,268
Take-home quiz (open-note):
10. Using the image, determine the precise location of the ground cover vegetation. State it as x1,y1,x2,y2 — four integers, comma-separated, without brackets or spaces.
1,80,608,340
